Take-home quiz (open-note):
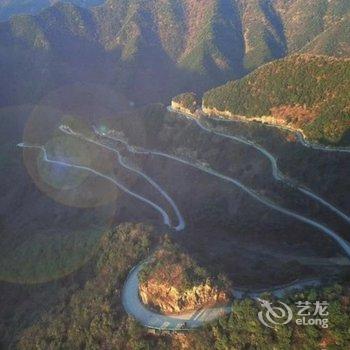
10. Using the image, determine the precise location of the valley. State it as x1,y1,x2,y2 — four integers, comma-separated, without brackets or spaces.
0,0,349,348
1,90,350,348
7,102,349,334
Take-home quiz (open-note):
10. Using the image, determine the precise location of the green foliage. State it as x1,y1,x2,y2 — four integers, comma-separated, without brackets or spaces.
1,0,349,107
301,16,350,58
241,0,286,71
172,92,200,113
0,227,103,284
139,237,213,293
277,0,350,53
0,0,104,21
15,224,350,349
204,55,350,145
17,223,167,349
188,284,350,349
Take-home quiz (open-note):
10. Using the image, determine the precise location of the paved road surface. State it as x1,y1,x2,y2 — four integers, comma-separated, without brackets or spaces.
18,120,350,331
60,125,185,231
168,106,350,224
17,143,172,228
122,261,231,330
96,129,350,258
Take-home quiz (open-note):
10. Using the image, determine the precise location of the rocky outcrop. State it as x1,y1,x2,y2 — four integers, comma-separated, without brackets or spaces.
202,106,308,139
171,101,195,116
171,92,201,116
203,106,288,125
139,279,229,314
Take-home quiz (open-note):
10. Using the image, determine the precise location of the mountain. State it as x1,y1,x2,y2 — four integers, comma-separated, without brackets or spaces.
1,1,350,349
0,0,349,108
301,15,350,57
203,55,350,145
0,0,104,21
271,0,350,53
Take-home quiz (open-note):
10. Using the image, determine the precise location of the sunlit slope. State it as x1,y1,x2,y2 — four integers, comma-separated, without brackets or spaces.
204,55,350,145
1,0,349,106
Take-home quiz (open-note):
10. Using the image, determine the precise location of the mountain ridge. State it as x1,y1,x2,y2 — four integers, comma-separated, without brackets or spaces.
0,0,349,107
0,0,104,21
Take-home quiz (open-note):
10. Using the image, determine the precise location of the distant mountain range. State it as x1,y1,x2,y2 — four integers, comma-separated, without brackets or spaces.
0,0,104,21
0,0,349,107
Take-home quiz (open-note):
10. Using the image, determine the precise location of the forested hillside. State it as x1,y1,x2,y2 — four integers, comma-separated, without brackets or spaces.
1,1,350,348
0,0,349,107
17,225,350,349
203,55,350,144
301,15,350,58
0,0,104,21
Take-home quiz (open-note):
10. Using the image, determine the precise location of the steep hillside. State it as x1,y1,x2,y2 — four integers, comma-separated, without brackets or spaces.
0,0,349,107
203,55,350,145
139,239,230,314
7,103,350,348
171,92,200,114
301,15,350,58
272,0,350,52
237,0,287,70
0,0,104,21
0,3,106,105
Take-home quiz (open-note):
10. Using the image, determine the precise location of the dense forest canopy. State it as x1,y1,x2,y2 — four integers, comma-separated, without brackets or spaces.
17,225,350,349
204,55,350,144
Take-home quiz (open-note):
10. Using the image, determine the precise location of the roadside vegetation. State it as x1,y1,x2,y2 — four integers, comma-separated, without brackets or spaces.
16,224,350,349
16,223,174,350
138,237,231,314
186,283,350,349
172,92,200,113
139,237,212,292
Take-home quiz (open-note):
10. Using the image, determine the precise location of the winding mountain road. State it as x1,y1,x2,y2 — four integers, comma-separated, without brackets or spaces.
96,129,350,259
168,106,350,224
185,107,350,154
59,126,185,231
18,118,350,331
17,143,173,229
18,140,231,329
122,261,232,330
92,124,350,328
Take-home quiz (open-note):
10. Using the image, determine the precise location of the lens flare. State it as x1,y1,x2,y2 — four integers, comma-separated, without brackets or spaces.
0,83,135,284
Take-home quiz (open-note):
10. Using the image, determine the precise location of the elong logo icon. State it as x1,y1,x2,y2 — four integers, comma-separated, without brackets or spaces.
257,299,293,328
257,299,329,329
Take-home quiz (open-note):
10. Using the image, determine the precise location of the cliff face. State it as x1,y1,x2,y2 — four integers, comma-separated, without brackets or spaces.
139,278,229,314
171,101,194,116
202,106,307,137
